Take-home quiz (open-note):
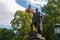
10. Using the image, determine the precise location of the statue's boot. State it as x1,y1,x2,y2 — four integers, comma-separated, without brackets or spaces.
37,26,42,35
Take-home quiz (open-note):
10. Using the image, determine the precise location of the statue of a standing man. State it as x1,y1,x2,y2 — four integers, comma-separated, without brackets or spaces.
31,8,42,35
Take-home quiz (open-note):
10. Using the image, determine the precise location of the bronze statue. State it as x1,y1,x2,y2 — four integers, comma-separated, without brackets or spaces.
30,8,42,35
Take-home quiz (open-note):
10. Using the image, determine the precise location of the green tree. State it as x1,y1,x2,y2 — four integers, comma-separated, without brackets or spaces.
41,0,60,40
11,11,32,40
0,28,15,40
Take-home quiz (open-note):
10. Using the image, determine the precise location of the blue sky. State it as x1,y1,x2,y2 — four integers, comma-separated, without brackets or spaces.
0,0,47,29
16,0,47,10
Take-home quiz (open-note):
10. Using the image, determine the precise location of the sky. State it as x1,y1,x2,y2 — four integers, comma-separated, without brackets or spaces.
16,0,47,10
0,0,47,29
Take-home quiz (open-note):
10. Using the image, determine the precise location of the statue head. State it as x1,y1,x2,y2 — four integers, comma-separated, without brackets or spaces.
36,8,38,12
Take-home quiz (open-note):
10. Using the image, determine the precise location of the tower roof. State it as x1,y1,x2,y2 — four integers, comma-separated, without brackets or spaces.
26,4,34,14
28,4,31,9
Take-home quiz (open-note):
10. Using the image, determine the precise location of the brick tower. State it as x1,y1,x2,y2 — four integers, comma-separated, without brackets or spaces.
26,4,34,14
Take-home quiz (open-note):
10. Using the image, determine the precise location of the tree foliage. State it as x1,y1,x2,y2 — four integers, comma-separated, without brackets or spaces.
11,11,33,40
42,0,60,40
0,28,15,40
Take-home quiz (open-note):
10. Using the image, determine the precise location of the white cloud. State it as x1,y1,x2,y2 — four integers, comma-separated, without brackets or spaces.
26,0,47,7
0,0,47,28
0,0,26,26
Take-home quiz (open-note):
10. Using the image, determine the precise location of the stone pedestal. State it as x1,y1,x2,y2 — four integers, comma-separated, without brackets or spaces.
28,32,45,40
